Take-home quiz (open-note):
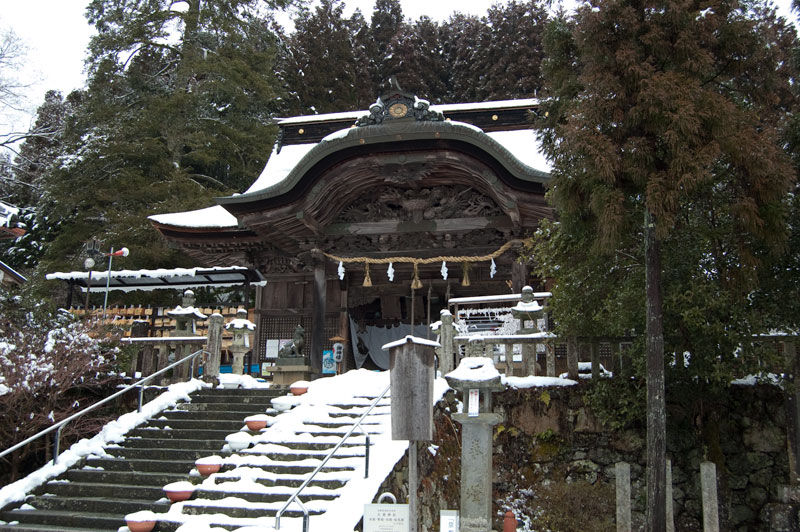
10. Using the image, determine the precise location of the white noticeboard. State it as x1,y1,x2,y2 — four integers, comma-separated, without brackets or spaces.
265,339,280,359
364,503,410,532
468,388,480,417
440,510,459,532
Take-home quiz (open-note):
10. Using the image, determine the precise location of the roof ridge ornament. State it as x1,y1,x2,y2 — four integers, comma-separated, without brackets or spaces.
356,81,444,127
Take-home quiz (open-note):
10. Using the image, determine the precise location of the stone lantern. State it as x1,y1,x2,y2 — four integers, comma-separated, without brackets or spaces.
510,285,544,334
226,308,256,375
445,357,505,532
509,285,545,376
167,289,207,380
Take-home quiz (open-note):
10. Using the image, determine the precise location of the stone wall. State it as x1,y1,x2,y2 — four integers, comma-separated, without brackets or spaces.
368,382,793,531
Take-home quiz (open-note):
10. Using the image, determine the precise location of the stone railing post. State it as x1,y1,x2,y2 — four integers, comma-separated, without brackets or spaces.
701,461,719,532
206,313,224,385
439,310,456,373
567,336,579,380
545,341,556,377
591,340,600,380
615,462,631,532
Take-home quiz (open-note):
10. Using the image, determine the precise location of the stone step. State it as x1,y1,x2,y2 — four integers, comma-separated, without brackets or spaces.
212,476,347,491
42,480,166,501
121,437,225,451
146,417,248,431
193,488,339,504
24,495,169,516
128,426,236,440
84,456,197,474
191,388,283,399
159,409,266,422
105,446,222,461
0,509,125,531
66,468,191,486
0,523,112,532
174,402,272,413
180,501,327,519
188,393,279,405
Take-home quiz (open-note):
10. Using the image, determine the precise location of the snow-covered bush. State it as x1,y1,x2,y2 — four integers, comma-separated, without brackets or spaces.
0,288,121,482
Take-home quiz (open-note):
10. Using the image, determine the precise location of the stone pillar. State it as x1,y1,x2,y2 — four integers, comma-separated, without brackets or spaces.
609,342,619,377
438,310,456,374
591,341,600,380
567,336,579,380
545,342,556,377
521,342,535,377
226,308,255,375
615,462,631,532
701,461,719,532
445,358,504,532
784,340,800,482
206,313,224,384
666,458,675,532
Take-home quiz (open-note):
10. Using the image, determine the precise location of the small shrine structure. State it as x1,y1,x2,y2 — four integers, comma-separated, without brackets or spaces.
149,86,553,377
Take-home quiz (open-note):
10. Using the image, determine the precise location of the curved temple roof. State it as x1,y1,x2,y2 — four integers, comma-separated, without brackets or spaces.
149,97,551,231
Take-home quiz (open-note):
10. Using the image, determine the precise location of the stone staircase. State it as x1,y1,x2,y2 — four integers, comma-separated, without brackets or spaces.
0,379,394,532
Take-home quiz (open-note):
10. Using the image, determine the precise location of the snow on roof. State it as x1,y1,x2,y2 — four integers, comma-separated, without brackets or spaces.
445,356,501,383
226,318,256,331
449,292,552,305
167,306,207,320
0,200,19,227
244,142,317,195
381,335,441,351
486,130,551,173
45,266,264,293
148,205,238,229
502,375,578,388
276,98,541,126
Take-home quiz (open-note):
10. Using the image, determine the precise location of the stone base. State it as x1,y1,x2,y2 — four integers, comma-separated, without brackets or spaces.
267,360,313,388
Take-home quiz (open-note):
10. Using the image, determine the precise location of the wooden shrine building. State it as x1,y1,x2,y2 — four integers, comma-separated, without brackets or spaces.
150,88,553,376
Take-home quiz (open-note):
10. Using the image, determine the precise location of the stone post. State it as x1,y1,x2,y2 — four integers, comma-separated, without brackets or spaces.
206,313,224,385
545,342,556,377
141,345,155,377
666,458,675,532
591,341,600,380
784,340,800,482
438,310,456,374
567,336,579,380
521,343,534,377
701,461,719,532
226,308,255,375
445,357,504,532
615,462,631,532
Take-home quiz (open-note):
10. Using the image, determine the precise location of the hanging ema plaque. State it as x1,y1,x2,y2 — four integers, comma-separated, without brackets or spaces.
363,503,410,532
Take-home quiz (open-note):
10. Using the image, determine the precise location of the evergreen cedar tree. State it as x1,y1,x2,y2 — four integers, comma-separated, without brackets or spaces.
536,0,796,530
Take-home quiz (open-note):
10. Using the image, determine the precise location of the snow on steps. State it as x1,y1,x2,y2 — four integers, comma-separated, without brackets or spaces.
0,369,446,532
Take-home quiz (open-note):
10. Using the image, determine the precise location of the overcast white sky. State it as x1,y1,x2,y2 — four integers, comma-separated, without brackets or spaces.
0,0,796,135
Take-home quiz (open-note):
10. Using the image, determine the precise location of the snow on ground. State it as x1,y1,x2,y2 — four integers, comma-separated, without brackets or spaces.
0,379,208,511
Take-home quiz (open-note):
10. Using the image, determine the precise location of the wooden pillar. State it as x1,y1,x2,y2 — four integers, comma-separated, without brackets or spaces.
310,253,326,378
141,345,155,377
511,261,528,293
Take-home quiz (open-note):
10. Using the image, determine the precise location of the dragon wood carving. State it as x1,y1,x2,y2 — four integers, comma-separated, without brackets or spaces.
334,185,503,224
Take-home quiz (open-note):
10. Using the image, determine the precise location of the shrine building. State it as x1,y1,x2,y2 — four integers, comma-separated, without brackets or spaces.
149,88,553,376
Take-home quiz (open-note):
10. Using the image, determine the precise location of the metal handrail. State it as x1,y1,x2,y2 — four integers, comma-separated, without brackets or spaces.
0,348,208,465
274,383,391,531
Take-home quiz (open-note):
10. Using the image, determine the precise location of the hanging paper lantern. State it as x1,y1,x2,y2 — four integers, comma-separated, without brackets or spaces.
461,262,471,287
338,261,345,281
441,261,448,280
387,262,395,282
363,263,372,287
411,263,423,290
490,257,497,279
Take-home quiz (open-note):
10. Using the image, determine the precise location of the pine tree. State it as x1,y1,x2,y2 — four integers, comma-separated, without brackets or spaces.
537,2,796,530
